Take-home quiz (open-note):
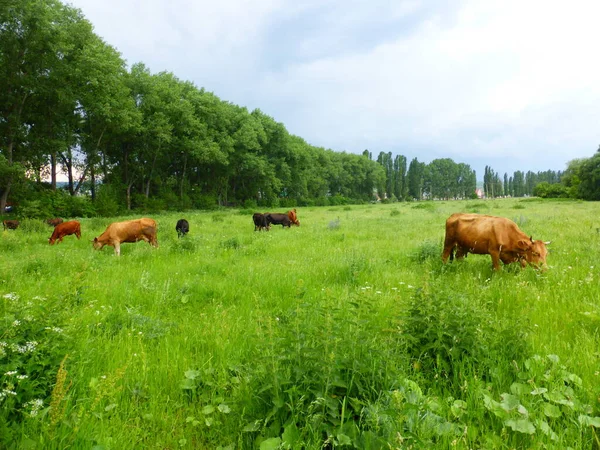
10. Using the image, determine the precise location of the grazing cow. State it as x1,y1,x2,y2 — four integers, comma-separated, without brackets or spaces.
46,218,64,227
266,213,292,228
252,213,269,231
176,219,189,238
93,218,158,256
287,209,300,226
2,220,19,230
442,213,550,270
49,220,81,245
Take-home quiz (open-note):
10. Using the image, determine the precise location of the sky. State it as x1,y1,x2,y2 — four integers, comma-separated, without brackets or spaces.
65,0,600,180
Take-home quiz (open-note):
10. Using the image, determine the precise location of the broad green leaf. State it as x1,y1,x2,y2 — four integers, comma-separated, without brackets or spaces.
205,417,214,427
483,394,507,419
451,400,467,418
510,383,529,395
202,405,215,415
282,423,299,447
578,415,600,427
500,393,520,412
260,437,282,450
537,420,558,440
218,403,231,414
104,403,117,412
184,370,200,379
505,419,536,434
530,387,548,396
543,403,562,418
336,433,352,446
243,421,261,432
179,378,195,390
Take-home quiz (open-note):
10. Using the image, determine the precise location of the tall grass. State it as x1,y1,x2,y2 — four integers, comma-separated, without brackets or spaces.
1,200,599,448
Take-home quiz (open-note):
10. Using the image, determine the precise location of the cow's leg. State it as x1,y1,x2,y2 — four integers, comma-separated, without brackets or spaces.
76,230,81,239
442,240,455,263
489,249,501,270
114,243,121,256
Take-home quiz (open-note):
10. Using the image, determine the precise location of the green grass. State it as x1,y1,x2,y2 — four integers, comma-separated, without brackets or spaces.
1,200,600,449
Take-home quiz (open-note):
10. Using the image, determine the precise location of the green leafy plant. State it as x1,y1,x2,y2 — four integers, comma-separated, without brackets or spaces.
481,354,600,446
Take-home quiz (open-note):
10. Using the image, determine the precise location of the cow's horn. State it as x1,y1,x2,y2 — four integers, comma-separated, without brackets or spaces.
544,241,551,245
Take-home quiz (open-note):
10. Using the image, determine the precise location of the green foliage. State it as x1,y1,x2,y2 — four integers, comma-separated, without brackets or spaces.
411,202,436,211
410,240,440,263
0,292,71,438
481,354,600,446
401,286,529,387
533,182,568,198
94,185,121,217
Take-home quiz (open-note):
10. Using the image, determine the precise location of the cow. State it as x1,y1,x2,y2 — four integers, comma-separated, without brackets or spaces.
266,213,292,228
287,209,300,226
442,213,550,271
49,220,81,245
2,220,19,230
176,219,189,238
93,218,158,256
252,213,269,231
46,218,64,227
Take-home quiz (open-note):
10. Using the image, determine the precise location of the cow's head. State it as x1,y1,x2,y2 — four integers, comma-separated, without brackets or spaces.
92,237,104,250
519,237,550,269
48,237,55,245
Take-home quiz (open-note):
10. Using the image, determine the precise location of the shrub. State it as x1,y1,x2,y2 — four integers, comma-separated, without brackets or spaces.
401,286,529,389
410,240,440,263
481,354,600,447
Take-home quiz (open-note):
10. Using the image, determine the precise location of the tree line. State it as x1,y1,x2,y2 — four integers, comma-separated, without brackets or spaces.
1,0,597,219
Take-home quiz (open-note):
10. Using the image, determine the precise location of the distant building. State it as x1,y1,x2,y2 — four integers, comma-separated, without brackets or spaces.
475,188,484,199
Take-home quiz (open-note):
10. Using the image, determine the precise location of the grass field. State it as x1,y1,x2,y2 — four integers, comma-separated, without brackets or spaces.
1,198,600,449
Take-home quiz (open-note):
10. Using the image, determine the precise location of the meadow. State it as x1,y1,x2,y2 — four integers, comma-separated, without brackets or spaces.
1,198,599,449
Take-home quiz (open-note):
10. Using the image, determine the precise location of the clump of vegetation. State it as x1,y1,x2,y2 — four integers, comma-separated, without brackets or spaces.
411,240,440,263
412,202,436,211
220,237,240,249
401,286,529,388
328,218,340,230
0,293,71,434
481,354,600,447
390,209,401,217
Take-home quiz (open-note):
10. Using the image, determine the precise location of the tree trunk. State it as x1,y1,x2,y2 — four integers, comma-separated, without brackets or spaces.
127,183,133,210
50,151,57,190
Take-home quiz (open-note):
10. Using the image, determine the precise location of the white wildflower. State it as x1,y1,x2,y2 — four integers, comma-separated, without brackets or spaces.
25,399,43,417
4,371,17,376
12,320,21,327
17,374,28,380
376,291,382,294
3,293,19,301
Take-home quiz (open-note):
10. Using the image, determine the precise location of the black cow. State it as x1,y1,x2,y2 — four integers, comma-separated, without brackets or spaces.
176,219,189,238
253,213,269,231
266,213,292,228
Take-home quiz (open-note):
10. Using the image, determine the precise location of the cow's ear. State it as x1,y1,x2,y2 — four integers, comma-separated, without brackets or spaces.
517,239,531,251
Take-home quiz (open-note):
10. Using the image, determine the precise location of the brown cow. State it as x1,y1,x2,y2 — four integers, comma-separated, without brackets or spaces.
46,218,64,227
49,221,81,245
287,209,300,226
2,220,19,230
93,218,158,256
442,213,550,270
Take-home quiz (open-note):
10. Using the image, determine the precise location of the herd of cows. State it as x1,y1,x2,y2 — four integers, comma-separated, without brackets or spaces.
2,209,550,270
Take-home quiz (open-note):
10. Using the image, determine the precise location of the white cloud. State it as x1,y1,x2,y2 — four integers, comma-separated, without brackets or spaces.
66,0,600,176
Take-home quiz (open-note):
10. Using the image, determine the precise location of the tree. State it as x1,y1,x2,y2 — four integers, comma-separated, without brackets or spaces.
577,148,600,200
407,158,425,200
